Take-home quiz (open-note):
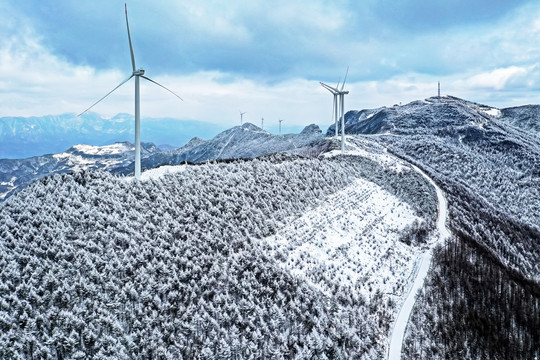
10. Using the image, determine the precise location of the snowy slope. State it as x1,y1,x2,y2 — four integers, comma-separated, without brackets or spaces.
500,104,540,138
340,95,540,358
266,177,421,296
0,154,438,359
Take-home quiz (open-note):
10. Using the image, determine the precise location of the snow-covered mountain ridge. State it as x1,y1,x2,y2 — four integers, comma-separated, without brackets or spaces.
0,153,438,358
113,122,325,175
336,95,540,359
0,123,325,201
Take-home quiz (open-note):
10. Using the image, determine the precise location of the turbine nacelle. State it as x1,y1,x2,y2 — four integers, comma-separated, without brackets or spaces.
133,69,145,76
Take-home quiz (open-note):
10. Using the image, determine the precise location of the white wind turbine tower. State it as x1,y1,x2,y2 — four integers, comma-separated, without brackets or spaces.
261,117,264,130
78,4,183,180
323,79,340,139
320,67,349,154
279,119,284,135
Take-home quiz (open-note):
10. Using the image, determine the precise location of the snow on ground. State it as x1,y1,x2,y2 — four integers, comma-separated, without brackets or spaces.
140,165,188,180
71,143,133,155
122,164,188,181
480,107,502,118
265,177,422,301
325,136,407,173
52,152,102,168
52,151,125,171
0,177,16,187
317,135,452,358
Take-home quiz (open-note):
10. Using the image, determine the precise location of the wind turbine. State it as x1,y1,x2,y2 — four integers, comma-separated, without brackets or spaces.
320,67,349,154
279,119,284,135
239,111,246,125
321,82,339,139
261,117,264,130
78,4,183,180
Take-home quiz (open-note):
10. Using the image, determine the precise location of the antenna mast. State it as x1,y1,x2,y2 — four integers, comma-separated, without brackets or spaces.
239,111,246,125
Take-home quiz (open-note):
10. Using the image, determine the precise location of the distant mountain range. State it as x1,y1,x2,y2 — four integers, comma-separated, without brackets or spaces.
0,123,326,200
0,112,225,159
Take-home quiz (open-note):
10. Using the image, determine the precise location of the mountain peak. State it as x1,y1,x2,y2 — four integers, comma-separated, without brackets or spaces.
300,124,322,135
240,122,265,132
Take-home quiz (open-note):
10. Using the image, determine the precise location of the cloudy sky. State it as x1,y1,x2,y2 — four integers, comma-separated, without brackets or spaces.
1,0,540,133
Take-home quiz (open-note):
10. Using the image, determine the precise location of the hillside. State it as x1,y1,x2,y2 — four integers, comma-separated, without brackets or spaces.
0,154,437,359
337,95,540,359
500,104,540,138
1,95,539,359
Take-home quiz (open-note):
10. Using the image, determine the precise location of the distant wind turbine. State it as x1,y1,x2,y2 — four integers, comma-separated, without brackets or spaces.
261,117,264,130
78,4,183,180
320,67,349,154
279,119,284,135
239,111,246,125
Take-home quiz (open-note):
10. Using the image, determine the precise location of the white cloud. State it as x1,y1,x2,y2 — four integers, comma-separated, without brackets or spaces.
2,0,540,135
459,66,531,90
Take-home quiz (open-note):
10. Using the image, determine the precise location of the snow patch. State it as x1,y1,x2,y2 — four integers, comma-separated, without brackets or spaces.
266,177,422,299
72,143,132,155
122,164,189,181
478,107,502,118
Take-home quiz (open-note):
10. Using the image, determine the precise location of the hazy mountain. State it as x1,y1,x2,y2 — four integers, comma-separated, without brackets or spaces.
0,112,225,159
0,142,160,200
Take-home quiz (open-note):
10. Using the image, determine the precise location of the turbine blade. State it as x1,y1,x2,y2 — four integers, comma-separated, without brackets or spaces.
341,66,349,91
336,78,341,89
78,75,134,116
320,82,339,94
141,75,184,101
125,3,136,72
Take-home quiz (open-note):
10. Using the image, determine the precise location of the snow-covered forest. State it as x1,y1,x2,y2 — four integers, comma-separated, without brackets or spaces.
0,154,435,359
